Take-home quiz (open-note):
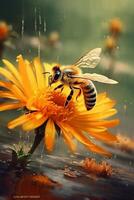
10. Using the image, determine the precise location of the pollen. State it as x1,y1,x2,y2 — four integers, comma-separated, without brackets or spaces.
27,89,76,123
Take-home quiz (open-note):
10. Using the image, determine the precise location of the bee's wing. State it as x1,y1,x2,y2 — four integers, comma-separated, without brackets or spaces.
74,48,102,68
70,73,118,84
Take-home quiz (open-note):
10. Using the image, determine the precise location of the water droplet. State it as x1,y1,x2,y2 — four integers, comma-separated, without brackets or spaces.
39,14,41,26
34,7,37,33
21,18,25,37
44,20,46,33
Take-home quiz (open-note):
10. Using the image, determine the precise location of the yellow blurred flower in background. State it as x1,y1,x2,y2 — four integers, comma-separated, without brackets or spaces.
105,36,117,52
0,56,119,157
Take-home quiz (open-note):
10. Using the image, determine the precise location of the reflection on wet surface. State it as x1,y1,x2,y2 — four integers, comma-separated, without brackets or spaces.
0,126,134,200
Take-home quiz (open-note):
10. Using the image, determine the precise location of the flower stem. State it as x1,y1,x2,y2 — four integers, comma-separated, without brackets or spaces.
28,123,46,155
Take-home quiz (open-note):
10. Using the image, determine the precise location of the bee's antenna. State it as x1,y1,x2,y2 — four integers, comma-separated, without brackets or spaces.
43,72,51,75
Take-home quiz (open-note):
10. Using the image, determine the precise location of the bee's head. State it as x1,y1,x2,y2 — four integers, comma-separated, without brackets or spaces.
50,65,62,84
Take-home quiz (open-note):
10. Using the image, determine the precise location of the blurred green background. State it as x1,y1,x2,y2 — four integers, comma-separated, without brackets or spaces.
0,0,134,135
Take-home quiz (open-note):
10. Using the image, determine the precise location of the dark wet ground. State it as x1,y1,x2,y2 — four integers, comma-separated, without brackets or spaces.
0,124,134,200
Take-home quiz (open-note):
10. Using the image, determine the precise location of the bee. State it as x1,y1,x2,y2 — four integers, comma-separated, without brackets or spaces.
46,48,118,110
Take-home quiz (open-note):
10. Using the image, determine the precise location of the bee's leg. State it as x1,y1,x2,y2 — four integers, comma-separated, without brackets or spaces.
54,84,64,91
48,75,52,86
73,86,82,101
61,87,64,92
65,87,74,107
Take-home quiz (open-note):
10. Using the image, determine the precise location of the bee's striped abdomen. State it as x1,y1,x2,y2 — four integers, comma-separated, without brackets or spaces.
81,81,96,110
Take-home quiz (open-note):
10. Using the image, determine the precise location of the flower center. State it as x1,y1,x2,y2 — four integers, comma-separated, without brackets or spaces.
27,89,76,122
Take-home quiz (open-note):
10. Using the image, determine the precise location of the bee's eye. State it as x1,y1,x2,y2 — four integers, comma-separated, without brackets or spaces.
54,70,61,81
52,66,61,82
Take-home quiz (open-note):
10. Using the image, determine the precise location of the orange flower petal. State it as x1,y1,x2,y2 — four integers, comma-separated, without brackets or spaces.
86,119,120,128
69,120,118,143
2,59,22,84
88,131,117,143
33,58,46,89
58,123,76,152
9,84,27,102
0,81,26,102
69,119,107,132
8,112,47,130
0,81,12,89
8,114,30,129
45,119,56,151
60,123,111,157
0,67,22,89
0,91,18,99
17,55,33,98
77,108,117,120
23,115,48,131
25,60,38,93
0,102,24,111
70,119,119,130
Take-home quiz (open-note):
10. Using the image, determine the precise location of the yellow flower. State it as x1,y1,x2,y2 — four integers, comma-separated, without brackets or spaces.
0,55,119,157
0,21,10,41
105,36,117,51
109,18,123,35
